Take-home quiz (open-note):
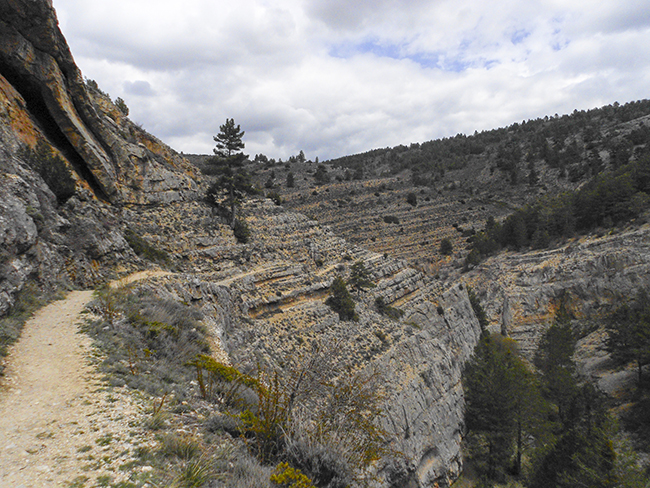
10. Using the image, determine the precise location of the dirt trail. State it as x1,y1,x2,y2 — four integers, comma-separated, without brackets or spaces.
0,285,153,487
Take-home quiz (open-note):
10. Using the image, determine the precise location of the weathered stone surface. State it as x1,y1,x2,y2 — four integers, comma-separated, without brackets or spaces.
0,0,200,204
123,198,482,487
466,225,650,358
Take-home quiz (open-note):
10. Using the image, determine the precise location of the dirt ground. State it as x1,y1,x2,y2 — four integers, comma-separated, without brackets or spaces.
0,288,153,487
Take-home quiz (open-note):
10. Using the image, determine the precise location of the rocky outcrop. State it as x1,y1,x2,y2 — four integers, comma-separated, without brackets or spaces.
0,0,199,205
124,199,482,487
465,224,650,361
458,224,650,413
0,0,206,312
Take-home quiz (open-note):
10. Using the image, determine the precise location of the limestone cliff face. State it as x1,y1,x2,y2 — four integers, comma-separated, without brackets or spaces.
124,199,482,487
0,0,203,313
0,0,199,205
465,224,650,363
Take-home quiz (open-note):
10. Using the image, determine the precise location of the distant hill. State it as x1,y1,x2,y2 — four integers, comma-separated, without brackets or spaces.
243,99,650,274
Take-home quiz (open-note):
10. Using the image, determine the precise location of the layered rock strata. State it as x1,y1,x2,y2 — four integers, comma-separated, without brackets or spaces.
124,199,482,486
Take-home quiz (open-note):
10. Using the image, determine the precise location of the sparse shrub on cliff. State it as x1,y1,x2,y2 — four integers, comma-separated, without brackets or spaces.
406,192,417,207
195,341,390,485
325,277,358,321
20,141,76,204
439,237,453,256
374,296,403,320
467,287,488,331
233,218,251,243
383,215,400,225
124,228,170,265
114,96,129,116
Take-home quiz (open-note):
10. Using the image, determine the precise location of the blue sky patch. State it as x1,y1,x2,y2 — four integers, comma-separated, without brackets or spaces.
329,39,475,72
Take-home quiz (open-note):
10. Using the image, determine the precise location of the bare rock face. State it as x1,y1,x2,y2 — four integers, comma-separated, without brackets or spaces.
466,225,650,358
124,199,482,487
0,0,199,204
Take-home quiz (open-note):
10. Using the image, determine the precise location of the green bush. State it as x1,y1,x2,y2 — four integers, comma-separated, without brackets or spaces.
374,297,403,320
439,237,453,256
383,215,400,225
325,277,358,322
124,228,170,264
270,462,314,487
406,192,417,207
267,191,283,206
233,218,251,244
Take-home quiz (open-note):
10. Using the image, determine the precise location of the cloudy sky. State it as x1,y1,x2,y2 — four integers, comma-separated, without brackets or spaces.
54,0,650,161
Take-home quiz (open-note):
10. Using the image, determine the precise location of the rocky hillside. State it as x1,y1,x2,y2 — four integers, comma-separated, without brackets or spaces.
0,0,203,314
0,2,483,486
240,100,650,275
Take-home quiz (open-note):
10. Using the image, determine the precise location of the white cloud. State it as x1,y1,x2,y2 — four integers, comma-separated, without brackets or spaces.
54,0,650,160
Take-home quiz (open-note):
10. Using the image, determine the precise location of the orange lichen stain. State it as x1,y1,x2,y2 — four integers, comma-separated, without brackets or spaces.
0,75,42,147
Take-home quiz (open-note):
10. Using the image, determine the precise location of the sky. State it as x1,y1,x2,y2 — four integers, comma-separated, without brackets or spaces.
53,0,650,161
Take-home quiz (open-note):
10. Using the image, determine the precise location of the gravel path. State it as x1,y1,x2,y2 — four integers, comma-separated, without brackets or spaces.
0,289,151,487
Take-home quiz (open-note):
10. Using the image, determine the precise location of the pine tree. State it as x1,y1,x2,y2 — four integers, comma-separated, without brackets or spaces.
606,290,650,385
325,277,358,322
207,118,255,229
213,118,245,158
534,306,578,424
348,261,375,293
463,333,545,480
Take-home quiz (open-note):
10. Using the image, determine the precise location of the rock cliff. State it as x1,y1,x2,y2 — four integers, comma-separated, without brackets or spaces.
0,2,482,486
0,0,199,205
0,0,202,314
123,198,482,486
464,224,650,393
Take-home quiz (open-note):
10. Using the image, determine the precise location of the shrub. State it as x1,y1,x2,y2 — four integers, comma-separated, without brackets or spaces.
439,237,453,256
270,462,314,488
267,191,283,206
406,192,417,207
114,97,129,116
325,277,358,322
383,215,400,225
160,433,201,460
374,297,404,320
189,354,257,408
124,228,170,264
20,141,76,204
233,218,251,244
84,290,209,399
171,455,215,488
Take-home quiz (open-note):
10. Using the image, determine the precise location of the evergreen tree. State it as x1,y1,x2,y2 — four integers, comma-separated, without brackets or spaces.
348,261,375,293
463,333,544,481
213,118,245,158
207,118,256,229
326,277,358,322
534,305,578,424
606,290,650,385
